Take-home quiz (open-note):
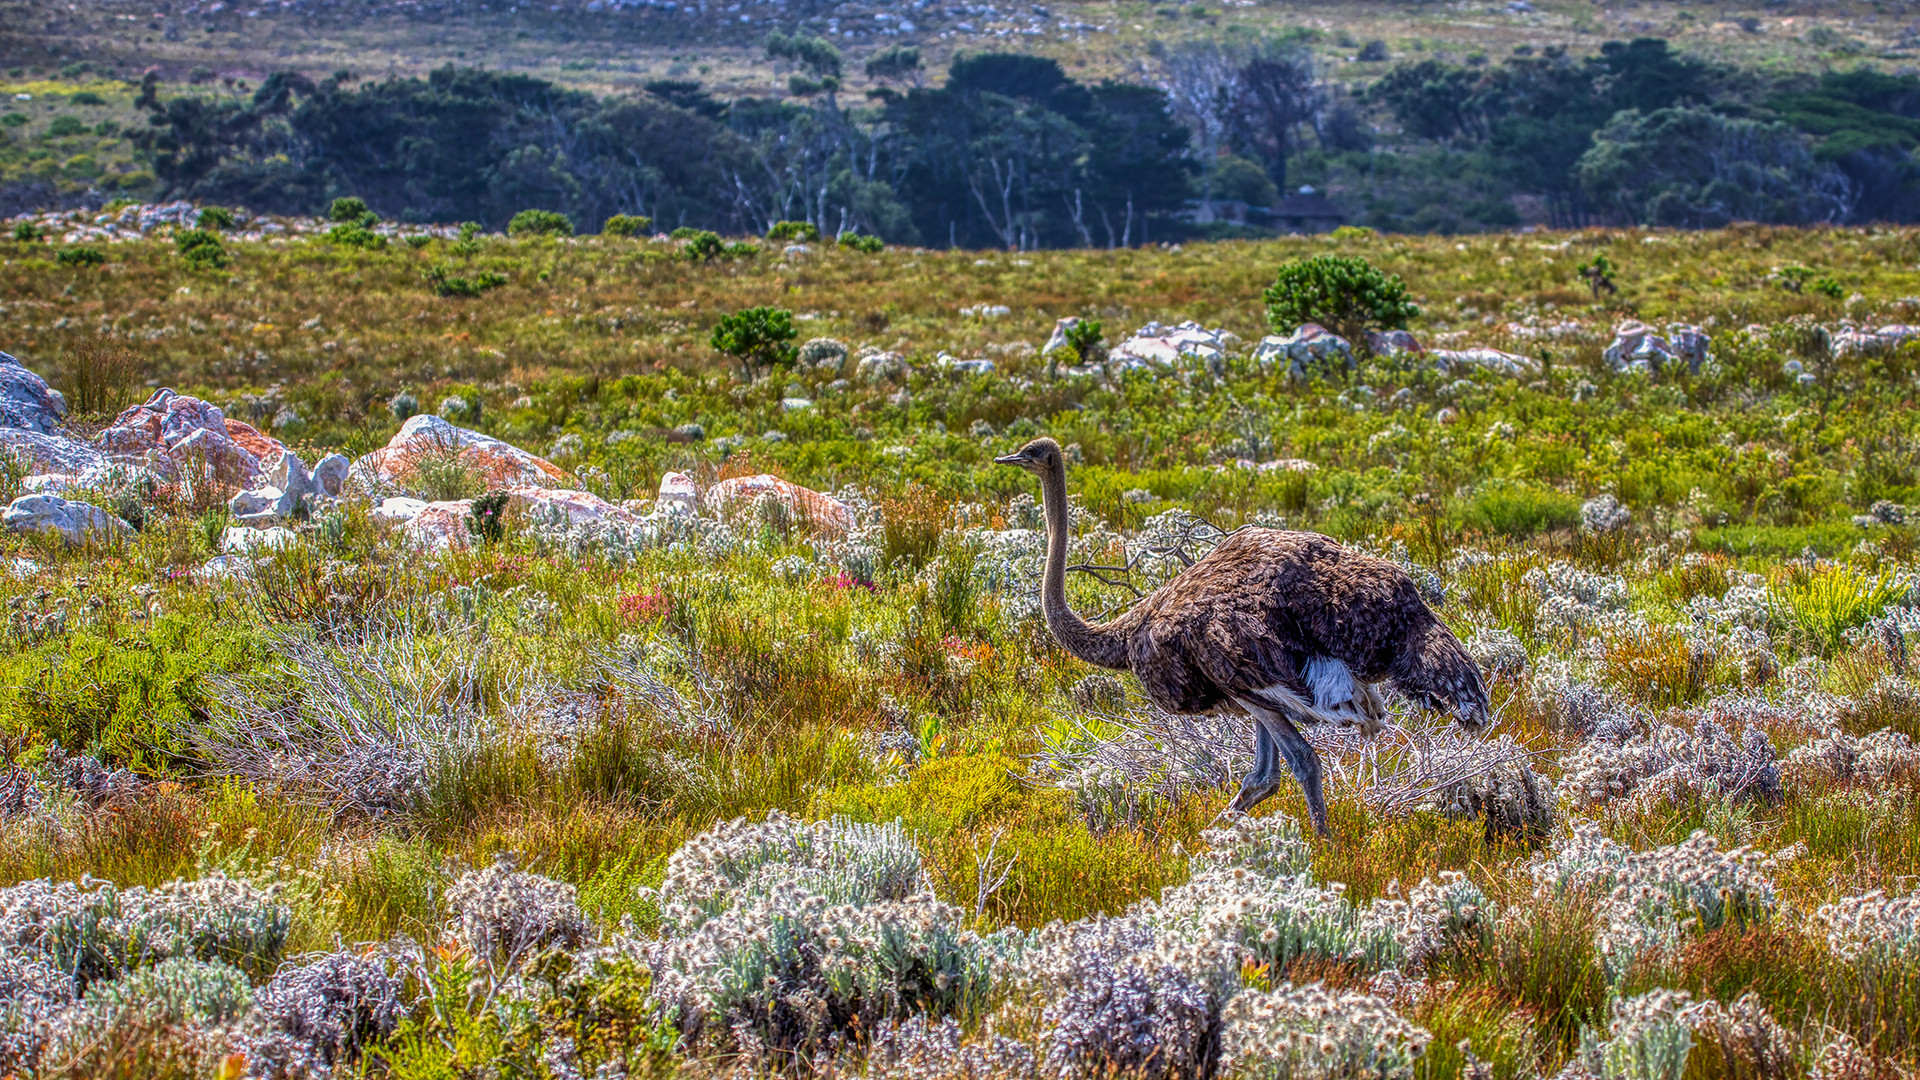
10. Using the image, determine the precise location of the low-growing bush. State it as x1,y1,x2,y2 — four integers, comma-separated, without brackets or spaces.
766,220,821,242
55,246,104,267
602,213,653,237
508,209,574,237
423,263,506,297
174,229,227,270
839,232,884,253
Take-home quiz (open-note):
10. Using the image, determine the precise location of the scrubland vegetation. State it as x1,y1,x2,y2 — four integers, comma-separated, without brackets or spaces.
5,221,1920,1076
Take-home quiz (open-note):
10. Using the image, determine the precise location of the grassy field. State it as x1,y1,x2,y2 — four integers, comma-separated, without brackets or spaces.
3,220,1920,1076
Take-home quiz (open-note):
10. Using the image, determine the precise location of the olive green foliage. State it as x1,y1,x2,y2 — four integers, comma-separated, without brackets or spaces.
1263,254,1418,348
766,220,821,242
328,197,370,223
602,213,653,237
327,222,388,250
466,490,510,544
197,205,236,231
174,228,227,270
839,233,885,253
423,264,507,298
56,246,104,267
680,230,724,259
709,305,798,379
11,221,38,242
1578,253,1618,299
508,209,575,237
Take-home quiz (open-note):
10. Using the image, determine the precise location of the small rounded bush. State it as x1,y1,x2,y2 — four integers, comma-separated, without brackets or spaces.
175,229,229,270
1263,254,1418,351
389,391,419,422
767,220,822,242
602,213,653,237
839,233,884,253
508,209,575,237
328,197,370,223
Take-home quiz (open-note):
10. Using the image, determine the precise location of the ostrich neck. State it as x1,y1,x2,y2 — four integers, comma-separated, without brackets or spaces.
1038,461,1133,670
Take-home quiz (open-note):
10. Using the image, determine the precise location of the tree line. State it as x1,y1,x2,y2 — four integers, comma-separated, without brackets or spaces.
117,36,1920,241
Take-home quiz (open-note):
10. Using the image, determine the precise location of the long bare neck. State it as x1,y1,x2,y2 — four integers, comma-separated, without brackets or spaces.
1038,460,1133,670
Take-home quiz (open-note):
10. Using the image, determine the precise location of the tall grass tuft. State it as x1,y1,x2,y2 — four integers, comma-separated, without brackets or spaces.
58,336,145,416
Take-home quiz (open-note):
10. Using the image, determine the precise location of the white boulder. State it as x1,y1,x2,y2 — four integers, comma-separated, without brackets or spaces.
3,494,133,546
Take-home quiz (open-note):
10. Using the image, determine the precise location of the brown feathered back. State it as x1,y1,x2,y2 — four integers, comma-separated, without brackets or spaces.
1118,529,1488,726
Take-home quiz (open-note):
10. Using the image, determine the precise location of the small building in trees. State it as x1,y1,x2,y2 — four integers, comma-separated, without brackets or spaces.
1271,187,1344,233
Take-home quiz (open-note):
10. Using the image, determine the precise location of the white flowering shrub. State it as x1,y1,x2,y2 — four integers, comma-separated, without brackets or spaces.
0,951,70,1074
1466,625,1527,678
1218,981,1431,1080
445,854,593,978
236,948,408,1077
1368,872,1497,973
643,813,1007,1058
1531,827,1782,976
1582,494,1632,535
653,811,927,933
1567,988,1699,1080
1018,915,1236,1080
1560,716,1781,811
1782,726,1920,791
1140,861,1401,977
1812,886,1920,971
1526,562,1630,636
867,1012,1038,1079
0,872,289,989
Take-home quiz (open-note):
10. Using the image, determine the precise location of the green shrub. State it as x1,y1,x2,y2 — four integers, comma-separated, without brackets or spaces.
403,234,432,249
0,111,26,127
602,213,653,237
508,209,575,237
329,196,370,223
389,390,420,421
723,241,760,258
1455,481,1582,538
327,222,388,250
69,91,106,106
424,264,507,298
11,221,38,242
1263,254,1418,350
681,230,724,260
766,220,821,242
197,205,236,230
452,221,484,256
47,114,88,137
175,228,228,270
838,233,884,253
669,226,703,240
467,490,511,545
1063,317,1104,364
56,246,105,267
1812,276,1845,300
710,305,798,380
1577,253,1618,299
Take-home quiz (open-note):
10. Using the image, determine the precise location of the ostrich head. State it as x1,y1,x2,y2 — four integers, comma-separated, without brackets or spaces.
993,437,1065,475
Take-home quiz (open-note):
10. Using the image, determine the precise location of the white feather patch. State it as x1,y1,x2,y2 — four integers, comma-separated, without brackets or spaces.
1250,657,1387,736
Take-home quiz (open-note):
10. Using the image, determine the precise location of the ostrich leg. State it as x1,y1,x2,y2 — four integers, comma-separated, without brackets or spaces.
1228,696,1328,835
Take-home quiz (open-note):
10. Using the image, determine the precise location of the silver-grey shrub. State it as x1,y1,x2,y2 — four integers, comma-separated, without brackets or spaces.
0,872,289,988
445,854,594,981
642,812,1007,1059
1218,981,1431,1080
237,949,407,1078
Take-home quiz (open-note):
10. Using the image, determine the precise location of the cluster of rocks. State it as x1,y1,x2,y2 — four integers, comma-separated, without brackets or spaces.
0,350,856,561
3,201,466,248
1602,320,1711,375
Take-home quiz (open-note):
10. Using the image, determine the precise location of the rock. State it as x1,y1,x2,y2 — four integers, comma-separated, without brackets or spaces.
227,449,317,526
372,496,429,525
98,389,282,487
2,494,133,545
1436,407,1459,425
1110,320,1235,370
1255,323,1355,381
658,472,697,515
0,428,109,481
855,349,910,384
504,485,638,528
1365,329,1425,358
781,397,815,411
311,453,350,498
221,525,297,552
402,501,473,551
1831,324,1920,359
1430,348,1541,377
1600,320,1707,374
943,358,995,375
6,557,39,578
703,474,853,534
797,337,848,375
351,414,569,492
0,351,68,433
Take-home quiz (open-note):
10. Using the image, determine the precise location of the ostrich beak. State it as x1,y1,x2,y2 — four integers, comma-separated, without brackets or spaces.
993,451,1028,466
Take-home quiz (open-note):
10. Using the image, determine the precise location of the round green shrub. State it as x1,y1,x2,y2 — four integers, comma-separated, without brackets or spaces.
767,220,822,242
1263,254,1418,351
328,196,370,223
602,213,654,237
508,209,575,237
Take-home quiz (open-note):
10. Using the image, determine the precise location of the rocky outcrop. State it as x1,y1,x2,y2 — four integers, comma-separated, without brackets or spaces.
1603,321,1711,374
1831,324,1920,359
351,414,570,492
1255,323,1355,381
0,428,110,489
2,494,133,545
1109,321,1236,370
703,474,852,534
0,352,67,434
658,472,697,515
373,485,640,551
99,389,285,487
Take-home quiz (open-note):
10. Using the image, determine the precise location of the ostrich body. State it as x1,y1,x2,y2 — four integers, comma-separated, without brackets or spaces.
996,437,1489,835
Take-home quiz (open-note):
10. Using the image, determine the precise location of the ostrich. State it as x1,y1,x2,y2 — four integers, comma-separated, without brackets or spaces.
996,437,1489,836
